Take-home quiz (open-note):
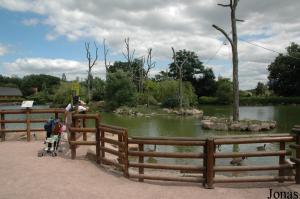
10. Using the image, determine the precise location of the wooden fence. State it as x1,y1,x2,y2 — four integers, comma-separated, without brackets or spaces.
1,110,300,188
0,108,65,141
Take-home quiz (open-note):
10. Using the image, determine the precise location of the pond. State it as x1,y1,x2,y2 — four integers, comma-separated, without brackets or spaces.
1,104,299,176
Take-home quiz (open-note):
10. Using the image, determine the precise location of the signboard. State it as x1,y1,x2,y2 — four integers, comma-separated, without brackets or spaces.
71,83,80,96
21,101,34,108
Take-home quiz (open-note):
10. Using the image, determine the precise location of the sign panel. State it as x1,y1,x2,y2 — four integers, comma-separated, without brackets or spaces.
21,101,34,108
71,83,80,96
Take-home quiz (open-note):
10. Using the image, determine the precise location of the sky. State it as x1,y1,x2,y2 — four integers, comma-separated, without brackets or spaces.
0,0,299,90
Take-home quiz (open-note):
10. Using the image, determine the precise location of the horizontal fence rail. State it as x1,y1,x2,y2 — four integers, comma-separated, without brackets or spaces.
0,108,65,141
128,137,206,184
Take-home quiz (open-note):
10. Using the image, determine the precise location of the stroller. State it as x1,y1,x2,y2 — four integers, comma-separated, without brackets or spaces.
38,118,63,157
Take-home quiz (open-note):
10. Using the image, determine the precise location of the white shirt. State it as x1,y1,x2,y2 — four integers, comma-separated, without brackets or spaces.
65,103,87,112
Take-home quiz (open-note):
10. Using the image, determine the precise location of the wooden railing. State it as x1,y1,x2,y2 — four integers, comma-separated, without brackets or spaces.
1,109,300,188
128,137,205,184
0,108,65,141
209,134,295,188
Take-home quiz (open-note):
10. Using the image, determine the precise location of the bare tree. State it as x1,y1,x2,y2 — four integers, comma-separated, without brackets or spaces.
103,38,111,73
122,37,135,78
85,41,98,102
171,47,189,110
145,48,156,107
212,0,243,121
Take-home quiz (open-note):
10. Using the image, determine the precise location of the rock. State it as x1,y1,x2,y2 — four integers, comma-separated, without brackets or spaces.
240,123,249,131
201,120,214,129
269,121,277,129
163,108,172,113
214,123,228,131
136,112,144,117
260,122,270,131
229,123,241,131
248,124,261,132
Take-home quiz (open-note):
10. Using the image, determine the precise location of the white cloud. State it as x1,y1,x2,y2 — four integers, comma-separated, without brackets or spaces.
0,0,299,89
22,18,39,26
0,44,8,56
4,57,106,80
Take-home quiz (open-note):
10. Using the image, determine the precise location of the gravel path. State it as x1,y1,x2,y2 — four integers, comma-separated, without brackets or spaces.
0,141,299,199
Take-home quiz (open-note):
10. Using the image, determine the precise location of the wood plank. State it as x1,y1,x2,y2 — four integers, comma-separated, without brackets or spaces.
214,164,294,172
215,136,295,144
128,151,203,158
128,139,205,146
100,146,125,157
129,174,204,183
214,176,295,183
215,150,291,158
129,162,204,171
69,141,96,145
69,127,97,133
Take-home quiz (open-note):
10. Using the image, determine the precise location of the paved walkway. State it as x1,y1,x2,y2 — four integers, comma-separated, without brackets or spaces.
0,141,299,199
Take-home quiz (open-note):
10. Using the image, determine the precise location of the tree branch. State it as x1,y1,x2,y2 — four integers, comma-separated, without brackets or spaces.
212,24,233,46
91,42,98,67
217,3,231,7
236,19,244,22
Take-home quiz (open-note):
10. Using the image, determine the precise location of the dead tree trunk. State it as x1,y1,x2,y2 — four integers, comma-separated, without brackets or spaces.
171,47,189,110
103,39,111,77
85,42,98,102
122,37,135,79
145,48,155,107
212,0,242,121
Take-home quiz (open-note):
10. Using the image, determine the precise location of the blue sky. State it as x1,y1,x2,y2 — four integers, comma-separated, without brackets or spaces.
0,0,299,89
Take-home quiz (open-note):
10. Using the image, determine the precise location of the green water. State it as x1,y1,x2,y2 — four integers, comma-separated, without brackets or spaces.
1,105,299,176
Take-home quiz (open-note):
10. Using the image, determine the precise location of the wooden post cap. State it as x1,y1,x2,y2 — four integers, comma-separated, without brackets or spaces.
292,125,300,134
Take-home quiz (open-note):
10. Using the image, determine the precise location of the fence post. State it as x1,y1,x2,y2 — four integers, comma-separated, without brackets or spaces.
100,127,105,164
294,127,300,184
124,129,129,178
82,118,87,141
206,138,214,189
138,143,144,182
26,108,30,142
279,141,285,183
95,116,100,164
202,140,207,187
1,113,5,141
55,112,58,120
71,115,76,159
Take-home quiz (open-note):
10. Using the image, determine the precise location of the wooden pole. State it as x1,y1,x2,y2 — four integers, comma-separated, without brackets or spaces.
124,129,129,178
295,127,300,184
26,108,30,142
206,138,214,189
138,143,144,182
1,113,5,141
118,134,124,165
71,115,76,159
83,118,87,141
95,116,100,164
279,141,285,183
100,128,105,164
202,141,207,187
55,112,58,120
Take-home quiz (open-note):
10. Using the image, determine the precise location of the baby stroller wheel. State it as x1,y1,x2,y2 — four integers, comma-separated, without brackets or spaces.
52,152,57,157
37,150,44,157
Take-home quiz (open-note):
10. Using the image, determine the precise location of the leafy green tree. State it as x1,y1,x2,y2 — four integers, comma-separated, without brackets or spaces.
193,68,217,97
169,49,216,98
255,82,268,96
108,59,144,89
268,42,300,96
91,77,105,101
216,78,233,104
20,74,60,96
105,70,137,110
52,82,73,106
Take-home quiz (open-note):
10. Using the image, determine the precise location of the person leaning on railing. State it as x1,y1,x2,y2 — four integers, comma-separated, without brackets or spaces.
64,98,89,140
